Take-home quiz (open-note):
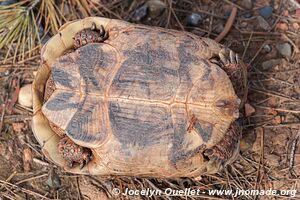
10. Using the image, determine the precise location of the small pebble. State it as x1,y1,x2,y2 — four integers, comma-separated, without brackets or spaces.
0,0,17,5
186,13,202,26
292,22,300,30
12,122,26,132
276,42,292,58
283,10,289,17
257,16,271,31
146,0,166,18
243,11,253,18
265,154,280,166
275,22,289,31
245,103,255,117
261,59,282,70
18,84,33,108
46,168,61,190
265,108,278,116
239,131,256,152
214,23,224,34
259,6,273,19
224,11,231,18
240,21,248,28
0,70,10,77
273,115,282,124
241,0,253,10
262,44,272,53
131,4,148,21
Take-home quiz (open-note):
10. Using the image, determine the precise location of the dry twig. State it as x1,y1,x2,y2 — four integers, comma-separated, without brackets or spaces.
215,7,237,42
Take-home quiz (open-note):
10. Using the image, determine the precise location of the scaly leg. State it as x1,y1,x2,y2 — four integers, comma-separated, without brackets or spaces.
203,123,241,174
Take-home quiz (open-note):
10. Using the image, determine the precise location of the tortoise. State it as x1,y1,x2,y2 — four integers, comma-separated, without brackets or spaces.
32,17,247,177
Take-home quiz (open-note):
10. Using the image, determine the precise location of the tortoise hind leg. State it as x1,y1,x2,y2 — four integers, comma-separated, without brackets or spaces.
203,123,241,174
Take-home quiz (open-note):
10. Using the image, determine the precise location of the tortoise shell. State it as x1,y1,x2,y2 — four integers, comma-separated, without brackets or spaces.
32,17,243,177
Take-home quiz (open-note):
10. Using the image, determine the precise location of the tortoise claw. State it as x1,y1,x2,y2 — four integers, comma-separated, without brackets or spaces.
68,161,74,168
99,25,105,36
219,48,239,66
95,25,109,42
79,162,85,169
91,22,96,31
102,30,109,40
79,156,90,169
219,51,229,66
229,50,237,64
217,48,241,80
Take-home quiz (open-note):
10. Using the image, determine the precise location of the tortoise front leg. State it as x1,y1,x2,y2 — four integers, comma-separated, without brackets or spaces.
209,47,241,79
210,46,248,103
219,48,239,67
199,38,243,80
203,123,241,174
73,23,109,49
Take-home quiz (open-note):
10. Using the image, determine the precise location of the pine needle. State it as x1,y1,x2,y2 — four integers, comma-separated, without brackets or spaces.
37,0,64,34
0,0,39,63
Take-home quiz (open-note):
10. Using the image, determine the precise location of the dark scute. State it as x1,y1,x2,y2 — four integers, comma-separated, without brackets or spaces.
124,43,170,66
77,45,103,90
76,44,115,93
52,67,75,89
194,121,213,142
169,117,204,164
167,106,206,165
139,81,151,97
109,101,173,151
177,39,200,65
45,92,78,111
171,144,205,166
200,59,215,87
177,39,214,91
122,42,178,80
177,39,200,86
111,42,179,100
169,122,187,163
66,98,106,143
201,59,211,78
